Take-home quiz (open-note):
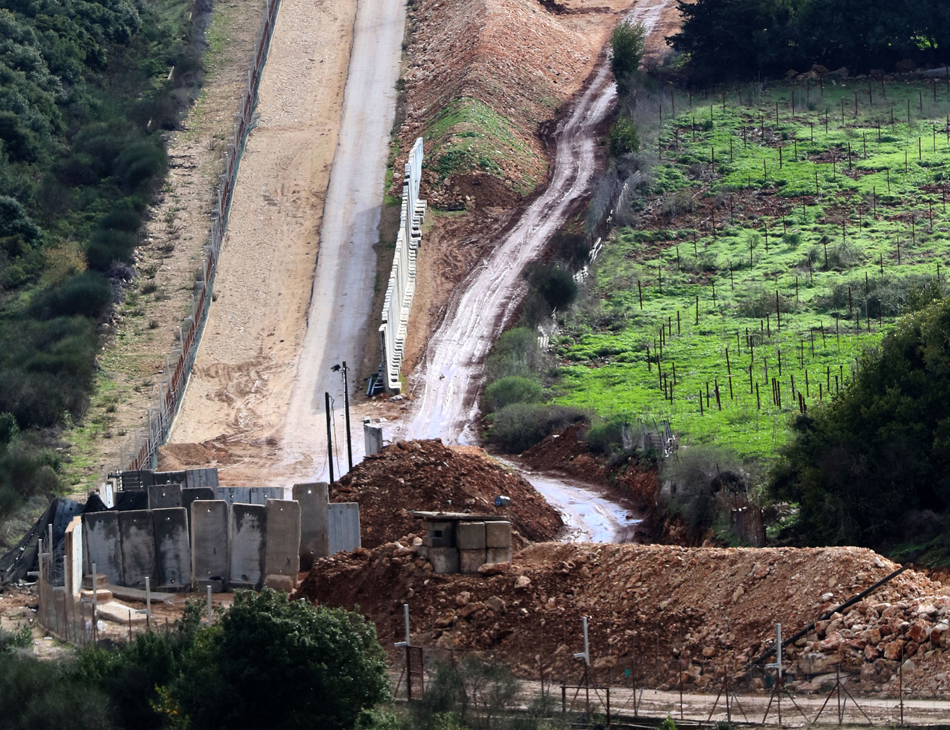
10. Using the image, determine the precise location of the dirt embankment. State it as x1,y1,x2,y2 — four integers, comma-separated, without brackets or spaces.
395,0,650,378
297,541,950,695
331,439,563,549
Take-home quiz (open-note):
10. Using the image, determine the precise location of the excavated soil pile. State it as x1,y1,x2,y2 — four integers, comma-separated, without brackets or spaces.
330,440,563,548
297,542,950,694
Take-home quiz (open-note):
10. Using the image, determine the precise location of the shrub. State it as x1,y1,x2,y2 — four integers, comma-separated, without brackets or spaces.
485,328,542,382
531,264,578,311
609,117,640,158
30,271,113,320
484,376,542,412
489,403,587,453
661,446,748,535
86,228,137,270
610,20,646,93
587,415,645,455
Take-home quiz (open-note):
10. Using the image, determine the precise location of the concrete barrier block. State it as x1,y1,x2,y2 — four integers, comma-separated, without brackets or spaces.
487,547,512,565
364,424,384,456
230,503,265,590
65,516,83,596
292,483,328,571
485,521,511,549
118,510,157,589
182,488,215,521
249,487,284,505
148,484,183,510
456,522,486,550
422,520,455,548
191,500,229,589
265,500,300,585
459,549,486,574
426,547,459,574
215,487,250,507
185,468,218,488
328,503,360,554
152,508,191,591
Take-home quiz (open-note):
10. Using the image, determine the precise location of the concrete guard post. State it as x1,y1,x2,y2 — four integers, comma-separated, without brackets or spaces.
191,500,229,592
264,500,301,592
229,503,266,590
292,483,329,571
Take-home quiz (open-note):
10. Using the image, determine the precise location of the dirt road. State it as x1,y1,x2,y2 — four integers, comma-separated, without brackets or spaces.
399,0,673,445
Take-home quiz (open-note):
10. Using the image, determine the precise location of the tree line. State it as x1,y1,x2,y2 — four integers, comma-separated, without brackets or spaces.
670,0,950,82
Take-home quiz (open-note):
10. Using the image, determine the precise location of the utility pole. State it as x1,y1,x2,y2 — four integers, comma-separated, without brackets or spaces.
342,361,353,471
325,392,334,483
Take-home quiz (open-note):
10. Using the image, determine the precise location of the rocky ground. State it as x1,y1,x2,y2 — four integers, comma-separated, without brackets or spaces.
331,440,563,548
296,541,950,696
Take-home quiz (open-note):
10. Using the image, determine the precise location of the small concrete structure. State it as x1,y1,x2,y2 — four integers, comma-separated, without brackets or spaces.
230,503,266,589
152,508,191,591
65,516,83,596
364,423,384,456
411,512,512,574
83,512,125,585
328,503,361,555
118,510,157,589
191,500,229,591
293,483,329,570
182,487,215,520
264,500,300,591
148,484,183,510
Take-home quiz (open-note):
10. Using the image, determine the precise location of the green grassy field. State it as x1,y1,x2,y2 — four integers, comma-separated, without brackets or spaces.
554,80,950,459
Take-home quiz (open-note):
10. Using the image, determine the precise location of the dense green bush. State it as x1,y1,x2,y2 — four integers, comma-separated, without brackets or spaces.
609,117,641,158
771,294,950,546
531,264,578,311
586,414,644,455
30,272,113,319
489,403,587,453
485,327,543,382
610,20,646,93
484,376,542,411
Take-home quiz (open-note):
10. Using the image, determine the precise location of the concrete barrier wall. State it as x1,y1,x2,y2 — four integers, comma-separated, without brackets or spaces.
230,503,266,589
149,484,183,510
264,500,300,589
152,508,191,591
84,512,124,585
379,138,426,392
191,500,229,589
328,502,361,554
118,511,157,589
293,483,328,571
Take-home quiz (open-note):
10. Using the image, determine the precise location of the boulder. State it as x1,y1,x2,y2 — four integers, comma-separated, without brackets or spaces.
883,640,904,661
485,595,506,614
908,619,932,644
456,591,472,607
478,562,508,576
514,575,531,589
799,652,838,675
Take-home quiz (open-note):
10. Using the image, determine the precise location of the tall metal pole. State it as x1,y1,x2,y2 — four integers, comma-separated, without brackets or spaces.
342,361,353,471
325,392,334,483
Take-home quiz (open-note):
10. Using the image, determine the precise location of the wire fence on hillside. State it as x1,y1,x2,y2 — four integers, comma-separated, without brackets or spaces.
114,0,282,475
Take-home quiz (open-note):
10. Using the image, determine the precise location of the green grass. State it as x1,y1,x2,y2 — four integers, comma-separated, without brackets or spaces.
422,97,538,195
554,80,950,460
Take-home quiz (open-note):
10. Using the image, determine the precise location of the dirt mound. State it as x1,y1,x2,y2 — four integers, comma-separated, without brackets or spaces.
297,541,950,693
157,438,238,470
330,440,563,548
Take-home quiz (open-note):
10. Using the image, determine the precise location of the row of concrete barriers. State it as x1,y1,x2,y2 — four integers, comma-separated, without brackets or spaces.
81,483,359,593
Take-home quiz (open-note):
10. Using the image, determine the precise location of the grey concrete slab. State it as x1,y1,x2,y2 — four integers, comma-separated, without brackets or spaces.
486,547,512,564
230,503,265,590
364,424,384,456
292,483,328,570
425,547,459,574
185,468,218,488
328,502,361,554
264,500,300,585
459,549,485,574
84,512,124,586
485,521,511,549
151,508,191,591
182,488,215,521
214,487,250,507
153,470,186,486
249,487,285,505
191,500,229,589
148,484,183,510
118,510,157,589
456,521,486,550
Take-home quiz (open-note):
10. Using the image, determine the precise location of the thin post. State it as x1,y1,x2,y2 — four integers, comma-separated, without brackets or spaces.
206,584,212,622
342,361,353,471
145,576,152,623
325,392,335,483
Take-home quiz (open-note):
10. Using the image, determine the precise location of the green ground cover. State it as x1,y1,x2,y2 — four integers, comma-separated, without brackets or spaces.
555,80,950,459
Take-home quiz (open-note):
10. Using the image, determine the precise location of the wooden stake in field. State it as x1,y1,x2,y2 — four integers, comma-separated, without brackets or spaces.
715,379,721,410
755,382,760,409
699,391,704,415
638,280,643,309
749,363,754,394
677,310,681,335
695,295,699,325
775,291,781,330
805,369,809,397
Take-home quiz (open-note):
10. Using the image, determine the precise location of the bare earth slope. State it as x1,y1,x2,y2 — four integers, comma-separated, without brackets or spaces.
164,0,358,475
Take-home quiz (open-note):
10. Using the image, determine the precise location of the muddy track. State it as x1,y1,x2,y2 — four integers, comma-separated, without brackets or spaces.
399,0,672,444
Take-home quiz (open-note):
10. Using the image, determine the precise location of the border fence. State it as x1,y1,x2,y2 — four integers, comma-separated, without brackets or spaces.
115,0,282,473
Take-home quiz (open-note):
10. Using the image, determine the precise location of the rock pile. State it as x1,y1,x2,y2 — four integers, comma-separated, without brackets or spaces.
330,440,563,548
297,541,950,693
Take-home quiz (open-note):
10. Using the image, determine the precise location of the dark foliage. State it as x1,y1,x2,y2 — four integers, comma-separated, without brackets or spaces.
771,294,950,545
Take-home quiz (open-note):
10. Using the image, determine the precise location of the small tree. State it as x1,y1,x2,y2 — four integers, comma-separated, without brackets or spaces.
610,20,647,93
608,117,640,158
